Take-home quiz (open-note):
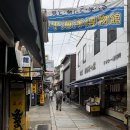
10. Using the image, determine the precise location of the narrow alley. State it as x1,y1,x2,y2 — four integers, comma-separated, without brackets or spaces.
29,97,125,130
0,0,130,129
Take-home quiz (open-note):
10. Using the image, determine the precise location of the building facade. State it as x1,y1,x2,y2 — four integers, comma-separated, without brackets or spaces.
61,54,76,93
75,2,127,123
0,0,46,129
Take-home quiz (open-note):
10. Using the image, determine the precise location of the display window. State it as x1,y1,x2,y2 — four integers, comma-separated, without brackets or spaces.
105,82,127,116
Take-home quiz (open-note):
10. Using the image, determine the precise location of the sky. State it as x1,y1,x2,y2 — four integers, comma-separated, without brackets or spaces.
41,0,105,66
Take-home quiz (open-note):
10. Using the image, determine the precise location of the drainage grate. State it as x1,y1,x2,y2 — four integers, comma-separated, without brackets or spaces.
37,125,48,130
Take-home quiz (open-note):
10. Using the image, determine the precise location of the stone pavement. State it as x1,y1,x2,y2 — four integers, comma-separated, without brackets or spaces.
29,100,51,130
29,98,126,130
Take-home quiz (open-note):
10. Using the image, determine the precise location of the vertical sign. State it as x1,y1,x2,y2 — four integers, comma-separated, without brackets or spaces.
40,91,44,105
9,89,25,130
32,80,37,93
22,56,31,67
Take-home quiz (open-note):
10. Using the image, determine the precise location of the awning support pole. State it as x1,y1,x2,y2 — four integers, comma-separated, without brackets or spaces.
127,0,130,129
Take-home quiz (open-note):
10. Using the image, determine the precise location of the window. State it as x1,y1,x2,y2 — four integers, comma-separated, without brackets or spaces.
83,44,86,64
94,29,100,55
107,28,117,45
78,51,80,67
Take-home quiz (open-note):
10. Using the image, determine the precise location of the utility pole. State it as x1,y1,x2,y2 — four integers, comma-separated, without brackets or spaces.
127,0,130,129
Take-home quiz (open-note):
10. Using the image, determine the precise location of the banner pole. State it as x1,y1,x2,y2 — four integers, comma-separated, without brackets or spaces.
127,0,130,128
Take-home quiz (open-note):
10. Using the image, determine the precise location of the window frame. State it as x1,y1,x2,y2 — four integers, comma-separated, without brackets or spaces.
94,29,100,55
83,44,86,64
78,51,81,67
107,28,117,46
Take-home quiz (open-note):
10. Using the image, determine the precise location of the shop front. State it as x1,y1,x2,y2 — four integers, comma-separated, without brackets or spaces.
8,74,32,130
70,78,103,114
70,87,79,103
84,85,101,114
104,78,127,124
72,68,127,121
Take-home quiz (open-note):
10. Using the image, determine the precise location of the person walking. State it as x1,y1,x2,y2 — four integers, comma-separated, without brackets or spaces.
45,88,49,99
66,92,70,103
49,89,54,101
56,89,63,111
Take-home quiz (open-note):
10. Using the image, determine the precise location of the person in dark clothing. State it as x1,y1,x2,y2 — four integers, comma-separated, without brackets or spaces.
63,91,66,102
66,92,70,103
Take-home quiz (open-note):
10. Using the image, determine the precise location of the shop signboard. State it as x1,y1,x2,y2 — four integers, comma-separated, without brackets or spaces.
20,67,30,77
40,91,44,105
31,68,41,77
22,55,31,67
9,89,26,130
32,81,37,93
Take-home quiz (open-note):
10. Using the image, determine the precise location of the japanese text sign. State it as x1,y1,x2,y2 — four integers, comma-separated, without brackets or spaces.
46,0,124,33
9,89,25,130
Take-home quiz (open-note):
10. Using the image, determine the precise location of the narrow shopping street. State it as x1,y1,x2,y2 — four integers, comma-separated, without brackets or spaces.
29,97,126,130
0,0,130,129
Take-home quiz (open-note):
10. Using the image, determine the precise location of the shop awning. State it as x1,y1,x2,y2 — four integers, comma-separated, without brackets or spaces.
0,73,32,83
0,0,45,67
68,66,127,88
69,77,104,88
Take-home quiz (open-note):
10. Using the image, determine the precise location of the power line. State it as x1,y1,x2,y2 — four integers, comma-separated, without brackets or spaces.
70,32,127,44
58,0,62,8
45,44,75,46
76,30,87,47
73,0,126,48
67,0,81,53
71,36,79,41
55,0,67,65
51,0,54,60
45,41,77,46
56,34,66,65
51,33,54,59
77,0,81,7
74,0,98,48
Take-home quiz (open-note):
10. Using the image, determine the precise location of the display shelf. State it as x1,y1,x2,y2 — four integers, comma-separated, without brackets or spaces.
86,104,100,113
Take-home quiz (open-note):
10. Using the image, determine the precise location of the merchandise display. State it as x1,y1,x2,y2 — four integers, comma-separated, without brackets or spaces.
85,96,100,105
85,96,101,113
109,95,126,113
107,83,127,114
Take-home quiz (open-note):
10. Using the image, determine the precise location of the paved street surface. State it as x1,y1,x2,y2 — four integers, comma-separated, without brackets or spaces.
29,98,126,130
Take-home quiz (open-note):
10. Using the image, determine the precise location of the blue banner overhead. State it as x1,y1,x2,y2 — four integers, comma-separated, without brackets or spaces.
46,0,124,33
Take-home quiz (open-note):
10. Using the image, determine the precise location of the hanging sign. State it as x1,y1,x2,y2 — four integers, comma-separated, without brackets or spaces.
20,67,30,77
32,80,37,93
9,89,26,130
46,0,124,33
22,55,31,67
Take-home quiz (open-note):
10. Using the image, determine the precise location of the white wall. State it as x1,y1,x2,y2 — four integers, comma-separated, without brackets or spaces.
76,5,128,81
